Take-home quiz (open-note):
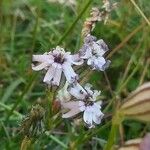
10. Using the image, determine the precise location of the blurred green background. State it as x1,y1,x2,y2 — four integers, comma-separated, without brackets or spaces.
0,0,150,149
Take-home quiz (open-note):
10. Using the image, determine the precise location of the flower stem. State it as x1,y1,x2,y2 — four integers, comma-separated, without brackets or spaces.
56,0,92,45
104,123,118,150
129,0,150,26
20,136,32,150
45,88,54,129
104,112,121,150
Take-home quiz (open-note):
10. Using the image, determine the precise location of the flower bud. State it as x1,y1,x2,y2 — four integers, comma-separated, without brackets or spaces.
20,104,45,137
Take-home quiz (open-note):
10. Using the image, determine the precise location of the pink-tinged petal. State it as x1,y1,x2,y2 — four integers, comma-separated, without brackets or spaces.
95,101,102,108
87,58,94,66
101,60,111,71
63,52,71,60
52,62,58,68
94,57,109,71
95,57,106,66
62,109,81,118
80,45,92,59
32,62,48,71
68,83,87,100
70,54,84,65
87,56,104,67
92,104,102,115
93,114,101,124
90,104,103,125
96,39,109,52
61,101,79,109
93,42,105,56
52,65,62,86
78,100,85,112
43,65,55,83
62,62,78,83
93,112,103,124
84,83,93,95
79,105,86,112
57,82,71,102
84,34,96,43
87,56,109,71
79,101,85,107
32,55,54,63
83,108,93,126
92,90,101,101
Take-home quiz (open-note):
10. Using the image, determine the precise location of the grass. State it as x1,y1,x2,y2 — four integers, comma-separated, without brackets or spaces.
0,0,150,149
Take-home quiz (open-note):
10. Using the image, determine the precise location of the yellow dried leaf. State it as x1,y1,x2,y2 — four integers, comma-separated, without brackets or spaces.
118,133,150,150
120,82,150,122
118,139,141,150
20,136,31,150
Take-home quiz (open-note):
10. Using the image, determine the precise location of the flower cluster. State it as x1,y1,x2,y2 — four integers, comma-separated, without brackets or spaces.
82,0,117,37
31,1,114,127
79,34,111,71
32,35,110,86
59,83,104,128
32,34,110,128
32,46,83,86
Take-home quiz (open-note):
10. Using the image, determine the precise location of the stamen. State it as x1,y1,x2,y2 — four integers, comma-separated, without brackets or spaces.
54,54,64,64
84,94,94,106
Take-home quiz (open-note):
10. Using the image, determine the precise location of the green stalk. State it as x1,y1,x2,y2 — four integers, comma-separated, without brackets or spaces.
129,0,150,26
104,123,118,150
45,88,54,129
56,0,92,45
49,134,68,149
104,112,122,150
0,102,22,118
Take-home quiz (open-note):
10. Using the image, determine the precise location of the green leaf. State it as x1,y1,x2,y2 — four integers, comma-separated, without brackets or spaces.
1,78,24,102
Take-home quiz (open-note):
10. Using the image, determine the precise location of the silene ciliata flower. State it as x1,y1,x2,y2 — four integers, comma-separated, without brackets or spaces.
60,83,104,128
32,46,83,86
79,34,111,71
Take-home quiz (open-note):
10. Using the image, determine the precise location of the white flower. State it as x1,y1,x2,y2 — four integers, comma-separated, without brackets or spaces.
79,34,111,71
62,100,103,128
68,83,101,100
80,101,104,128
61,83,104,128
87,56,111,71
32,46,83,86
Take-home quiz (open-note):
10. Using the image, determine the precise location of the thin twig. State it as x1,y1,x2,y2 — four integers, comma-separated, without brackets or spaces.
119,124,124,145
104,71,114,97
107,22,145,58
129,0,150,26
139,58,150,85
80,70,93,84
56,0,93,45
